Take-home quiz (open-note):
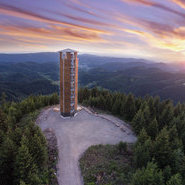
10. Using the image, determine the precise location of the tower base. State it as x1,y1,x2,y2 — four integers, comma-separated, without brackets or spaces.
60,111,75,117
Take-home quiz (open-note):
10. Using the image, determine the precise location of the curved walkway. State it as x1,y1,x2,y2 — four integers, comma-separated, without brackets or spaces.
37,106,137,185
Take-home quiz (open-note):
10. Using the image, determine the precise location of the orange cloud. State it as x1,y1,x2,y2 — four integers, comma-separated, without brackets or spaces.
61,0,112,20
116,13,185,52
47,10,111,27
121,0,154,6
0,3,108,34
63,3,99,17
0,24,106,45
0,0,184,62
117,12,185,37
121,26,185,52
68,0,90,8
171,0,185,9
121,0,185,18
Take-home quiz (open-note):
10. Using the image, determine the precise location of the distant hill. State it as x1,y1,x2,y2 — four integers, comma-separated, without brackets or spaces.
96,62,176,72
0,52,179,72
0,53,184,103
0,62,58,101
0,52,153,64
0,52,58,63
79,64,185,103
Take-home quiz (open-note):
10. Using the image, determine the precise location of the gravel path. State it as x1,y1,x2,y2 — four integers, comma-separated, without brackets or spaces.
37,106,137,185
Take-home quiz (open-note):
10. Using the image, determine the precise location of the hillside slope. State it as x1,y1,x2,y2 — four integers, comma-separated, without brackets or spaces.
0,57,184,102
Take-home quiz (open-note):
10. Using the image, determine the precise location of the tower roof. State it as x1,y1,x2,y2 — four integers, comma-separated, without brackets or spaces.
58,48,78,53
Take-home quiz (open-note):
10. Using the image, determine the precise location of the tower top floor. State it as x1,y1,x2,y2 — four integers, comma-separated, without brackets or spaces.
59,48,78,60
58,48,78,53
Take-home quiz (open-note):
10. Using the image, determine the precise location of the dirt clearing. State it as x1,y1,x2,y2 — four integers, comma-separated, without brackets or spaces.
37,106,137,185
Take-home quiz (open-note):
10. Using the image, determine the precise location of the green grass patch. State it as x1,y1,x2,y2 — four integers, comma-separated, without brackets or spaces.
80,143,134,185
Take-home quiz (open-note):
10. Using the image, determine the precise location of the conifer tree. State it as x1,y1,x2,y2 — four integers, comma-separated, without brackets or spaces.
134,139,152,168
163,166,172,183
147,97,156,119
0,109,7,133
28,173,43,185
123,93,136,121
7,103,17,124
19,180,26,185
0,137,16,185
134,129,152,168
135,97,142,112
131,162,164,185
105,94,113,111
170,148,184,174
174,102,183,117
112,98,121,115
0,92,7,105
78,88,84,103
120,101,125,117
169,125,183,150
49,93,59,105
9,127,23,146
14,136,37,184
137,128,150,144
0,130,5,146
153,128,171,168
99,95,106,109
142,105,151,128
132,109,145,134
147,118,158,139
153,96,160,120
83,88,90,100
167,174,182,185
91,87,98,97
30,133,47,169
159,102,174,128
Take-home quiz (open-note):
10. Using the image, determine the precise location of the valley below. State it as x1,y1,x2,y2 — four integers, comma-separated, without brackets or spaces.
1,54,185,103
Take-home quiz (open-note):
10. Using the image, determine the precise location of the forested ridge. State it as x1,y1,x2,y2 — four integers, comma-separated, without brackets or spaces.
79,88,185,184
1,60,185,103
0,93,59,185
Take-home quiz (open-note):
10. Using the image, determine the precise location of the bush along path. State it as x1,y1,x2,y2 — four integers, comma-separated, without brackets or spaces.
43,128,58,185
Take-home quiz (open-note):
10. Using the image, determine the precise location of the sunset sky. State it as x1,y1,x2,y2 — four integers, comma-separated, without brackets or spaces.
0,0,185,63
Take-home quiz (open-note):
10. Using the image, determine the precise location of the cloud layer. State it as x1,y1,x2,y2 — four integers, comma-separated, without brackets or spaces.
0,0,185,62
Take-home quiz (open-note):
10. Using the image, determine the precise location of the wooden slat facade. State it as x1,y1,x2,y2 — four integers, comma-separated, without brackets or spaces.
59,50,78,117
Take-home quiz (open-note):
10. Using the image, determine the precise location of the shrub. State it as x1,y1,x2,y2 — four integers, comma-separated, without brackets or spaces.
118,141,127,153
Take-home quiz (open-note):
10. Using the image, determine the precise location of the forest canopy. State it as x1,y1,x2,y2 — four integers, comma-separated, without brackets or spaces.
0,93,59,185
79,87,185,184
1,87,185,184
